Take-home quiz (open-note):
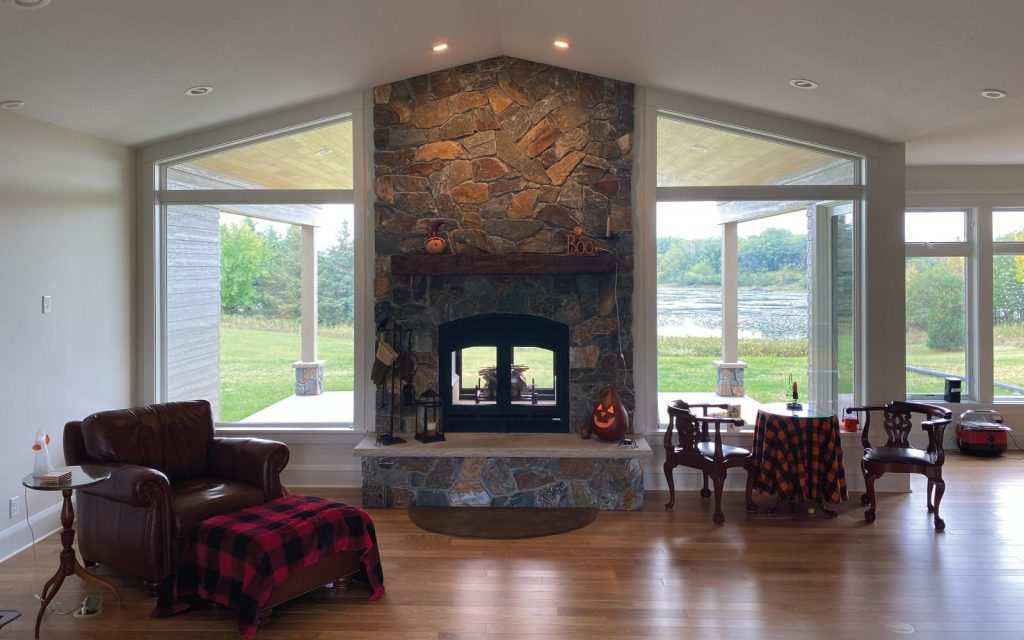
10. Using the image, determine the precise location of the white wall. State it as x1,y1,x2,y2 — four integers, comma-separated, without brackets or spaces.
0,111,134,560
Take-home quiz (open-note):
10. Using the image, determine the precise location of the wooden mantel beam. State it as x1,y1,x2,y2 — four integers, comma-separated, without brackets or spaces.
389,253,629,277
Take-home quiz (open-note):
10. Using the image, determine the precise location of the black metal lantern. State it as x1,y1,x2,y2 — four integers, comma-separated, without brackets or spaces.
415,389,445,443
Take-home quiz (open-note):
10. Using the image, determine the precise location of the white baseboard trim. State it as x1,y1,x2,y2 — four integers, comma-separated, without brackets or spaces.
0,502,62,565
283,463,362,488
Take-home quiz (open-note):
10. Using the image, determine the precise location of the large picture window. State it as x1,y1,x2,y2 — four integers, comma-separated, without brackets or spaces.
160,118,356,426
655,112,862,422
913,207,1024,402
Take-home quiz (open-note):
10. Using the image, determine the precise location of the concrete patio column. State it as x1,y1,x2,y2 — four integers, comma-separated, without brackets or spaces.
721,221,738,363
293,224,323,395
715,222,747,396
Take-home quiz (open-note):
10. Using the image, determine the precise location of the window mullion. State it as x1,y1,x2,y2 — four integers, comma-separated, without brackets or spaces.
975,207,994,402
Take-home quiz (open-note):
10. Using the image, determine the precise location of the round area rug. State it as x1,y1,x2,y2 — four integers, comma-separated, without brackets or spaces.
408,506,597,539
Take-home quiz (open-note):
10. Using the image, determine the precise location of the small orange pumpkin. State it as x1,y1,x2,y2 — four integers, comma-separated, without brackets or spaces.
425,220,446,254
590,387,629,441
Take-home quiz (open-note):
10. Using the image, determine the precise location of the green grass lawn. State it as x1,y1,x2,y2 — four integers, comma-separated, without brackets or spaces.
219,319,1024,422
658,335,808,402
220,317,353,422
907,334,1024,397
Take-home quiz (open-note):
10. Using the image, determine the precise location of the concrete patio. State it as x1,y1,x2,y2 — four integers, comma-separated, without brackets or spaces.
240,390,355,424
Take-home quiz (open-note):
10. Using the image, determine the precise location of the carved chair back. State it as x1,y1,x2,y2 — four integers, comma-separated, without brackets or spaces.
848,400,951,461
664,404,707,453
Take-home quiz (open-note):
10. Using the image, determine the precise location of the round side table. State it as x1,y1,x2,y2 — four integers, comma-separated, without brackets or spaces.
22,465,121,639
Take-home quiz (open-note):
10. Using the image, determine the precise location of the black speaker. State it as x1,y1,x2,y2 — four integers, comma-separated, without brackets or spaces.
944,377,961,402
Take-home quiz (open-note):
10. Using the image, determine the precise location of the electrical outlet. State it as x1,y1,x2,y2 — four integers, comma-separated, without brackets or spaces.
42,295,52,314
8,496,18,519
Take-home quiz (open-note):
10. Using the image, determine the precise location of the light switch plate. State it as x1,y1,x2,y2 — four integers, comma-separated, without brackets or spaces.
42,295,51,314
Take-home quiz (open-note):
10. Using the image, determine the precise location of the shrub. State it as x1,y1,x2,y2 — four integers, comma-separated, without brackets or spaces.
926,294,964,351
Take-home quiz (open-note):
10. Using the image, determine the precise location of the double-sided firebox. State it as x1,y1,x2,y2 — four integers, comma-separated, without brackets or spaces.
438,313,570,433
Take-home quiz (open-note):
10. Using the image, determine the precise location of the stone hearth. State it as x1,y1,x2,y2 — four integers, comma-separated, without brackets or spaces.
355,434,652,510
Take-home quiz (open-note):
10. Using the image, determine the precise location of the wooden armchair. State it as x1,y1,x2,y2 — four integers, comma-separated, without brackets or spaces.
844,400,952,530
663,400,756,524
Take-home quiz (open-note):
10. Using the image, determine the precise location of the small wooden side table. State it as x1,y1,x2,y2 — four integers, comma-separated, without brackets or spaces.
751,403,848,517
22,465,121,639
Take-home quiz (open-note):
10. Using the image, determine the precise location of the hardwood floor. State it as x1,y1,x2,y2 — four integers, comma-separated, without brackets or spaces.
1,452,1023,639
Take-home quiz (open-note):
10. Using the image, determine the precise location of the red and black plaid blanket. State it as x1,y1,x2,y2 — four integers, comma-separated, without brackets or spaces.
752,410,848,504
153,495,385,637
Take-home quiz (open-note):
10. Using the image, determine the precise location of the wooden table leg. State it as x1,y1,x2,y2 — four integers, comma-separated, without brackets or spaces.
34,489,121,639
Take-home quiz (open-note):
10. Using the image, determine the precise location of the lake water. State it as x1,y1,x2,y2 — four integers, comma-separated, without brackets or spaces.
657,287,808,339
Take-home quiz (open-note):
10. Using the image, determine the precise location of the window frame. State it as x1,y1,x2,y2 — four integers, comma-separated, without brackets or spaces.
649,108,866,427
903,209,972,401
989,208,1024,399
138,94,370,432
898,206,1024,404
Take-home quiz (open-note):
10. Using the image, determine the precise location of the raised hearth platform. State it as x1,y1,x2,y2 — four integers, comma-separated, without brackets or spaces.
354,434,652,511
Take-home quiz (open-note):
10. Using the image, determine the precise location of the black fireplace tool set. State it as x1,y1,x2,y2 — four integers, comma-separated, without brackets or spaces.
375,327,444,446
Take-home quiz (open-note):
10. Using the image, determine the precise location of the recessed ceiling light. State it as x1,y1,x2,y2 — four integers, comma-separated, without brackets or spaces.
0,100,25,110
788,78,818,90
184,86,213,97
981,89,1007,99
3,0,52,9
553,40,570,49
314,148,333,157
688,145,709,153
432,43,448,52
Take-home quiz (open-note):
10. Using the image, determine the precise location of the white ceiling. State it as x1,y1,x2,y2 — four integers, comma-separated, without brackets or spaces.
2,0,1023,164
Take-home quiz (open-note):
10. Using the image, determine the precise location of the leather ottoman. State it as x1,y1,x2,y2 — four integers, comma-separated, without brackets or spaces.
259,549,362,626
154,495,385,637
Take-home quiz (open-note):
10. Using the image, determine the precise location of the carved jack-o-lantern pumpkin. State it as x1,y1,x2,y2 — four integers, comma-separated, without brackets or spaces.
424,220,446,254
590,387,629,441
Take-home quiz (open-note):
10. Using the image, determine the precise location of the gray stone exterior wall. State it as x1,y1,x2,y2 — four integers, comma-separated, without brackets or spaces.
373,56,635,434
362,455,643,510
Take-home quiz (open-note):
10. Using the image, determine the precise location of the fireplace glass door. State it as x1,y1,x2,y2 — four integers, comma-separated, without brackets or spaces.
440,314,569,432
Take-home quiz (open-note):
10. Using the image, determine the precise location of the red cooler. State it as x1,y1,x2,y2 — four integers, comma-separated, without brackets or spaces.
956,409,1010,456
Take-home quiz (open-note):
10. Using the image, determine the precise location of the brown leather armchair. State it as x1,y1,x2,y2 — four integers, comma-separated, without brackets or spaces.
64,400,289,595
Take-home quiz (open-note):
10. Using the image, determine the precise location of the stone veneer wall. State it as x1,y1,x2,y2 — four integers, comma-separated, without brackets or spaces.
373,56,635,434
361,456,644,510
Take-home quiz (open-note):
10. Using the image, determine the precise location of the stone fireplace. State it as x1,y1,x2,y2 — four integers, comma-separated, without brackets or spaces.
358,56,649,509
373,56,635,436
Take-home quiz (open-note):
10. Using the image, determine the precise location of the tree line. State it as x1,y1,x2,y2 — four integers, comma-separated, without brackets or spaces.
220,218,355,327
906,231,1024,351
907,250,1024,351
657,228,808,288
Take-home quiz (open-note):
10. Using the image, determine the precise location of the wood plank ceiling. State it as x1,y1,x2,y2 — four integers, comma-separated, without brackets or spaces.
186,119,354,189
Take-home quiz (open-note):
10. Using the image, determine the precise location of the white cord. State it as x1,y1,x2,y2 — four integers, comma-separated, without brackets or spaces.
598,245,635,399
24,486,40,598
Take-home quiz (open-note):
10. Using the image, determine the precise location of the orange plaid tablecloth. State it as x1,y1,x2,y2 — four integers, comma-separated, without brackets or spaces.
752,407,848,504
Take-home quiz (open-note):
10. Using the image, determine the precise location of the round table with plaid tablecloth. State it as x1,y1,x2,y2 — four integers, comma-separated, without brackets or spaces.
752,403,848,517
